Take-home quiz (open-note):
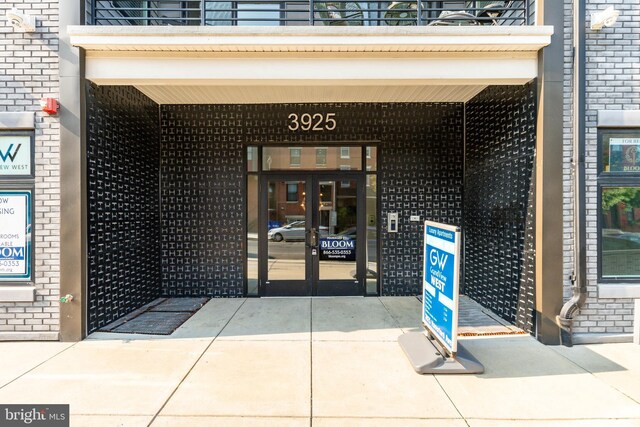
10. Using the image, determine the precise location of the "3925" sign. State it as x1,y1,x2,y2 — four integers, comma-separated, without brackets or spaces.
287,113,337,132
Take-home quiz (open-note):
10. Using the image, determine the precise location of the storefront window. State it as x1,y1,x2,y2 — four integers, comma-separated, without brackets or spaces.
599,128,640,281
245,145,378,296
601,187,640,278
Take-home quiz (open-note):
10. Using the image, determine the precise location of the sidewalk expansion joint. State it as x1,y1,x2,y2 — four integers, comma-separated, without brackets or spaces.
552,348,640,406
433,375,471,427
0,342,79,391
146,298,249,427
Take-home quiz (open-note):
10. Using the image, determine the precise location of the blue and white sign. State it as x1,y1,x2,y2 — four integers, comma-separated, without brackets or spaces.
319,236,356,261
422,221,461,355
0,191,31,281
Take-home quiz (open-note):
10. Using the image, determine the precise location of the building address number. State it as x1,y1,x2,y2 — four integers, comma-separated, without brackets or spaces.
287,113,337,131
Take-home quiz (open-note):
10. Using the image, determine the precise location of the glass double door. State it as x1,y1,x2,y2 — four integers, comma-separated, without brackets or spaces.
259,173,365,296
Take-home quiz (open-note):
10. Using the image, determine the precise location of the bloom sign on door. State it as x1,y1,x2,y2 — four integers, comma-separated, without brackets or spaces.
319,236,356,261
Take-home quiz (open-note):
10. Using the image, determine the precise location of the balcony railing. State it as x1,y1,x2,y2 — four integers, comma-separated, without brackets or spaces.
87,1,533,26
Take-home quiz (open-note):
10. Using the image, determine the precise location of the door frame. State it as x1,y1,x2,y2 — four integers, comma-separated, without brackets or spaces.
259,172,366,296
259,173,312,296
312,174,366,296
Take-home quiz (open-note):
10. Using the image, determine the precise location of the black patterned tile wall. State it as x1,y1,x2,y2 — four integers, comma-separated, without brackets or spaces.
86,83,161,333
377,106,464,295
87,91,535,331
464,82,537,331
160,103,464,296
160,106,245,297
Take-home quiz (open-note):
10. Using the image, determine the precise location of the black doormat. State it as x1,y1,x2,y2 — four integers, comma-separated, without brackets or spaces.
111,311,193,335
98,297,210,335
149,297,209,312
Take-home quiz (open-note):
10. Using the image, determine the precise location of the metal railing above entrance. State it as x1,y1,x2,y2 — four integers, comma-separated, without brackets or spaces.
87,0,532,26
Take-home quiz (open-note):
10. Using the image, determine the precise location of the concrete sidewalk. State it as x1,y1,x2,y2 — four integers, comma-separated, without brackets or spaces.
0,297,639,427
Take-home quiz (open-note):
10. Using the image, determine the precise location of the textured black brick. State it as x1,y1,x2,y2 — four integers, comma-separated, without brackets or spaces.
464,82,537,331
160,105,245,297
86,83,161,333
160,103,464,296
87,92,535,331
377,106,464,295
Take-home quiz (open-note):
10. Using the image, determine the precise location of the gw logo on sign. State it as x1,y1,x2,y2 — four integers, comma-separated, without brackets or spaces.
429,249,448,292
0,144,21,163
430,249,448,270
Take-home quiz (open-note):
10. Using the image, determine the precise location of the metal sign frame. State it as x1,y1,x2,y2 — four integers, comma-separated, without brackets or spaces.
422,220,461,356
0,188,33,282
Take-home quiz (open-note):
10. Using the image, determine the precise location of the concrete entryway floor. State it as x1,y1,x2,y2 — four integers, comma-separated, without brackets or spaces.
1,297,640,427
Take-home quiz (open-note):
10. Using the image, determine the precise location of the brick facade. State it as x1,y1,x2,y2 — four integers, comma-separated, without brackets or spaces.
0,1,60,337
564,0,638,335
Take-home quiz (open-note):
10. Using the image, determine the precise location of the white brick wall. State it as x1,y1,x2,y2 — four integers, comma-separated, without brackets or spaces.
0,1,60,336
565,0,638,334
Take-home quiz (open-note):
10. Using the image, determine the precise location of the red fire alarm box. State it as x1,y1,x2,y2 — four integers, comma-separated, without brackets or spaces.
41,98,59,115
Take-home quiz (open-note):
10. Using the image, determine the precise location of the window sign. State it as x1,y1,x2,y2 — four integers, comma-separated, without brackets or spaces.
0,135,33,179
609,138,640,172
0,191,32,281
319,236,356,261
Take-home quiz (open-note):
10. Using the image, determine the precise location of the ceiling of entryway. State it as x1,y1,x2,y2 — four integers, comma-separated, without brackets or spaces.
134,84,487,104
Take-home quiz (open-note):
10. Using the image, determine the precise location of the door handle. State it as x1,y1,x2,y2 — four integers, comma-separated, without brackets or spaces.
308,227,318,247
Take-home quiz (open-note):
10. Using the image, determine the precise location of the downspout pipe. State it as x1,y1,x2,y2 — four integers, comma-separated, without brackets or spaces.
557,0,587,347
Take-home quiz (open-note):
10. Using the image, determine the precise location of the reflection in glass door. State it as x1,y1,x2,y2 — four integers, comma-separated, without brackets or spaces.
312,176,366,295
248,145,377,297
315,178,362,295
262,177,311,296
259,174,365,296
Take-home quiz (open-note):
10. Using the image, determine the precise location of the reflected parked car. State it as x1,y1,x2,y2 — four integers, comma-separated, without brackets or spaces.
603,229,640,250
268,221,306,242
268,221,329,242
